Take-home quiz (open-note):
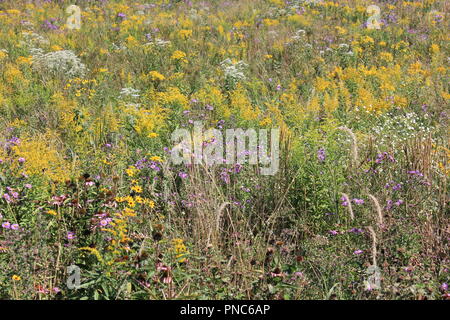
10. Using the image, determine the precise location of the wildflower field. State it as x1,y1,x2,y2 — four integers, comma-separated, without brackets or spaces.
0,0,448,300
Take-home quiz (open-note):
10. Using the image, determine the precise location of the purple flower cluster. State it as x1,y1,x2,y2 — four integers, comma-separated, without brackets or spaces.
385,199,403,210
1,221,19,230
375,152,395,164
3,187,20,204
42,18,59,30
219,164,242,184
317,147,326,162
134,158,161,171
340,197,364,206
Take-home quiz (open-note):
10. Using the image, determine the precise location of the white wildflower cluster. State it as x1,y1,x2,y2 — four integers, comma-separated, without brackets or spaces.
144,38,171,48
372,112,431,146
31,48,87,78
220,59,248,83
119,87,141,98
288,0,323,11
112,42,128,51
302,0,323,4
21,31,49,47
291,29,307,42
125,103,141,109
338,43,354,56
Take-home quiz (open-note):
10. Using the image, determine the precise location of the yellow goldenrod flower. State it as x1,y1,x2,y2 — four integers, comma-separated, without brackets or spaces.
12,275,21,281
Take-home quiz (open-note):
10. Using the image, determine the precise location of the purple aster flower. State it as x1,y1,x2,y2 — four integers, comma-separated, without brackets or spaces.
178,172,188,179
317,147,326,162
3,193,11,203
67,231,76,240
349,228,363,234
2,221,11,229
353,250,364,255
18,157,25,163
392,183,402,191
353,198,364,205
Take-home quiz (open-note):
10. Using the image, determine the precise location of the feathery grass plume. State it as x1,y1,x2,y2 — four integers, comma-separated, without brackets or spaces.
367,226,378,267
338,126,358,166
215,202,231,235
368,194,383,226
341,193,354,220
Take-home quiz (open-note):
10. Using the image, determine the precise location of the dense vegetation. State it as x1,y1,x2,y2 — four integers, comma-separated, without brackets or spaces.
0,0,448,300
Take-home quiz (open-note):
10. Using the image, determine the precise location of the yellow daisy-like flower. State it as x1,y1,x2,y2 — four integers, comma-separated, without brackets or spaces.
131,185,143,193
12,275,21,281
150,156,163,162
144,199,155,208
47,210,57,216
126,166,138,177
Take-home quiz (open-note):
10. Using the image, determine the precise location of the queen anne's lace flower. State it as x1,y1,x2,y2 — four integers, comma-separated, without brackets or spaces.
220,58,248,83
31,49,87,78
